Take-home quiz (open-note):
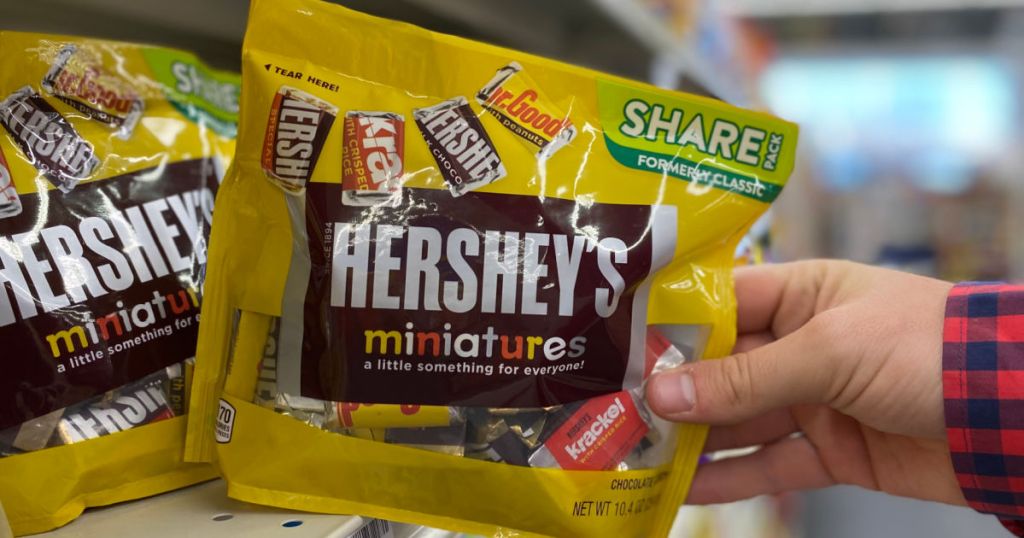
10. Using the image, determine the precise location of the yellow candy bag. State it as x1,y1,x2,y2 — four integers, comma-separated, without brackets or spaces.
185,0,798,535
0,32,238,535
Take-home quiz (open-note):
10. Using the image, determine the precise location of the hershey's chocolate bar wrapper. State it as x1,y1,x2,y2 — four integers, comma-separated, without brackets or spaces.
261,85,337,194
385,422,466,456
11,409,64,452
502,409,547,448
645,326,687,378
0,423,22,458
0,146,21,220
529,391,648,470
54,367,177,444
329,402,454,429
413,96,505,197
476,62,576,159
342,111,403,206
261,392,330,430
464,410,537,466
167,360,191,416
486,428,532,466
41,44,144,140
466,408,508,445
0,85,100,192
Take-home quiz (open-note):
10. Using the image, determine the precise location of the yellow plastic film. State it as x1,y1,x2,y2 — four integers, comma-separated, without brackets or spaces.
186,1,798,536
0,31,238,535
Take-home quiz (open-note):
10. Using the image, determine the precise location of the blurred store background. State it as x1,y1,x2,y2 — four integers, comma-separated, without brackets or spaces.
5,0,1021,536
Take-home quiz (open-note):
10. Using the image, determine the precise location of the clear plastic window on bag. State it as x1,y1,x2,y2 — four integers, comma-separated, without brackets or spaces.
0,360,194,457
252,318,707,472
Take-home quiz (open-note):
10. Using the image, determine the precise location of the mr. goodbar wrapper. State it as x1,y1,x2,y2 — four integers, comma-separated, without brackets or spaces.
0,31,239,536
186,1,798,536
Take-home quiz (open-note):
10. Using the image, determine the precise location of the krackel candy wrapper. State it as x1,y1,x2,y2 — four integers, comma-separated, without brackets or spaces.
0,32,239,535
185,0,798,536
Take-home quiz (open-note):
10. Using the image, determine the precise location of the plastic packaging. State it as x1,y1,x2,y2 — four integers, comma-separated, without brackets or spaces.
0,32,239,535
185,1,798,536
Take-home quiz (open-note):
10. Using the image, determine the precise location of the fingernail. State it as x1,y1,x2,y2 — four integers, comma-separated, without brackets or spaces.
650,370,696,414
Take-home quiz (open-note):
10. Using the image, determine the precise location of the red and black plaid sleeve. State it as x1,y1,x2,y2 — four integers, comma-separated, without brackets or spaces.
944,283,1024,536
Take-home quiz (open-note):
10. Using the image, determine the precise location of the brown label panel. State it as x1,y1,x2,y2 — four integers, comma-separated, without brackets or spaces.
0,159,217,430
299,185,675,407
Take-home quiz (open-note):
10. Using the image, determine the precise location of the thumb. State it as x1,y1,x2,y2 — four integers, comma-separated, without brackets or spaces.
646,325,836,424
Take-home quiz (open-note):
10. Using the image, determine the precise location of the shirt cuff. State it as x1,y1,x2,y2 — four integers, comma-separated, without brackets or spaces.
1003,518,1024,536
943,282,1024,522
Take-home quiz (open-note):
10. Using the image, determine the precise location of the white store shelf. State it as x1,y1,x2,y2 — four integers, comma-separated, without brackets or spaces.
36,480,368,538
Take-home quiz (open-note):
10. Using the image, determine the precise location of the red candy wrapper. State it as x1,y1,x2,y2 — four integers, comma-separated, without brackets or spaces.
530,391,649,470
342,111,404,206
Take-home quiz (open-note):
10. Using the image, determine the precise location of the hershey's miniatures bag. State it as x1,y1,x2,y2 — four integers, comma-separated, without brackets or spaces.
185,1,798,536
0,32,239,535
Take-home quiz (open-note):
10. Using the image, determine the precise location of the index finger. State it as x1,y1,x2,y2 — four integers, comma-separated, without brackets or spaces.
734,265,787,333
734,262,824,337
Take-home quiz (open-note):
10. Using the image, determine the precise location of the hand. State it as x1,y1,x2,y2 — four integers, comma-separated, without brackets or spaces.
646,260,962,505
